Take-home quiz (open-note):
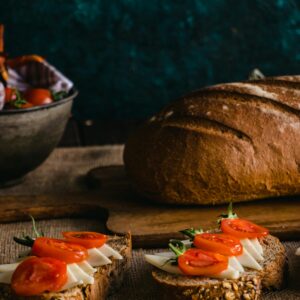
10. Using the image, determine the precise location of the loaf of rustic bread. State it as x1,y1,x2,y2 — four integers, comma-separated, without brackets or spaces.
124,75,300,205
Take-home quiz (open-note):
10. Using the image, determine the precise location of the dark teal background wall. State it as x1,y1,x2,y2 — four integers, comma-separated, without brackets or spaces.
0,0,299,120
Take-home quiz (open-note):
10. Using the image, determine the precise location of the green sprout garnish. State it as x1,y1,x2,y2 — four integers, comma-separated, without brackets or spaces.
160,239,188,267
11,98,27,108
7,88,31,109
13,215,44,247
180,228,203,239
29,215,44,238
168,239,186,257
217,202,238,226
52,91,68,101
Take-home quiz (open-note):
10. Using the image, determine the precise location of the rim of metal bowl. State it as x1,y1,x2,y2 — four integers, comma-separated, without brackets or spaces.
0,88,78,115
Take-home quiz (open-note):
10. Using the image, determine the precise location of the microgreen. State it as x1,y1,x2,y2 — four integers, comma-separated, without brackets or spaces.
217,202,238,226
52,91,67,101
168,239,186,257
13,215,44,247
180,228,203,239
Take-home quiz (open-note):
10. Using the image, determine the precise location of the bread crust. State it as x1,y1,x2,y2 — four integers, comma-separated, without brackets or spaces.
153,271,261,300
151,235,286,300
124,75,300,205
0,233,132,300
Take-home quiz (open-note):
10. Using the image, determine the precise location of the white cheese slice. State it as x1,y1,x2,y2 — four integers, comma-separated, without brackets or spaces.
145,255,239,279
212,266,240,280
155,251,175,258
77,261,97,275
68,263,94,285
228,256,244,272
0,262,20,272
145,254,183,275
0,262,21,284
62,265,82,290
0,271,14,284
182,239,193,248
98,244,123,260
240,238,264,262
87,248,112,267
237,248,262,270
251,238,263,255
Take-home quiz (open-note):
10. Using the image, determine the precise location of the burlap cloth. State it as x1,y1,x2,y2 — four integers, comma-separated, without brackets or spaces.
0,146,299,299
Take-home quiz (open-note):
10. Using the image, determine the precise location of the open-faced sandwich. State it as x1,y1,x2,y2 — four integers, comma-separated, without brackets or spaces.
145,204,286,300
0,219,131,300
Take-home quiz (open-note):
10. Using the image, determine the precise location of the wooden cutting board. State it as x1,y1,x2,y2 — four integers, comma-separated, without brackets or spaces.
0,165,299,247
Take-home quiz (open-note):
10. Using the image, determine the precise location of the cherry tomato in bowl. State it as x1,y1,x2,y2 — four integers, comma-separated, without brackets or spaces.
62,231,107,249
221,218,269,239
4,87,17,103
194,233,243,256
4,87,34,109
23,88,53,106
11,257,67,296
178,248,228,276
5,99,34,109
32,237,88,263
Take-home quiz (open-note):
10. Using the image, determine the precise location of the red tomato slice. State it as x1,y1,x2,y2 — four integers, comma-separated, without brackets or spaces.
178,248,228,276
62,231,107,249
23,88,53,106
11,257,67,296
221,218,269,239
32,237,88,263
194,233,243,256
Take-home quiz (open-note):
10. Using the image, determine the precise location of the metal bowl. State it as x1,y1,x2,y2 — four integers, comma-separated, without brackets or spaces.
0,89,78,186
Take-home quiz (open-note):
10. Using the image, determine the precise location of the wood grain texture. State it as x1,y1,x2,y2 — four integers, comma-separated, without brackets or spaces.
0,165,299,248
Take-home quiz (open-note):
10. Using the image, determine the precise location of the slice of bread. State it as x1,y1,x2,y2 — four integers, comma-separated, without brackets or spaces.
0,233,131,300
152,235,286,300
